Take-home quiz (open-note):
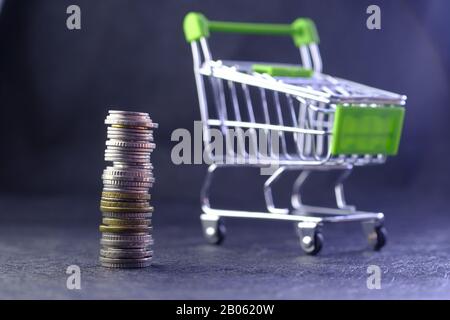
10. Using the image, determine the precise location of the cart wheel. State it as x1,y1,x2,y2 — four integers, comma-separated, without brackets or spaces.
200,214,226,245
362,221,387,251
368,226,387,251
300,231,323,255
296,222,323,255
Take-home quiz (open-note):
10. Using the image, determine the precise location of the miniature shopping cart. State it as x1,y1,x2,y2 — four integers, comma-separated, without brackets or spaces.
183,12,406,255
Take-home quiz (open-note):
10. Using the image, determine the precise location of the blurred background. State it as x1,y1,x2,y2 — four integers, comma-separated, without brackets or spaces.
0,0,449,216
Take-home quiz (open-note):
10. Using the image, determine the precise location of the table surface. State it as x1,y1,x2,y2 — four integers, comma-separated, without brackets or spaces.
0,195,449,299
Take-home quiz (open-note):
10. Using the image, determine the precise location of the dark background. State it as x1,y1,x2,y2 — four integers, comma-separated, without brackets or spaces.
0,0,449,206
0,0,449,299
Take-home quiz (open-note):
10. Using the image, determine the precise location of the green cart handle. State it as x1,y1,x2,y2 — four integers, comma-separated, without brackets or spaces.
183,12,319,47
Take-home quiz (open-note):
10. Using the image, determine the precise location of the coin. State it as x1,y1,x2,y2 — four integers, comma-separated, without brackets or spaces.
103,168,153,179
99,256,152,268
100,201,149,210
99,225,152,233
107,133,154,141
101,191,151,201
100,239,153,249
102,232,152,240
102,218,151,226
102,211,153,219
101,174,155,183
100,206,154,213
108,110,149,117
100,110,156,268
103,185,148,193
100,248,153,259
111,162,153,169
106,140,156,149
105,116,157,129
102,179,153,189
104,156,151,163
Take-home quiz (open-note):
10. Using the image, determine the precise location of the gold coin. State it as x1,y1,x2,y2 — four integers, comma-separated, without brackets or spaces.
101,191,151,201
100,206,154,213
100,197,150,207
100,200,149,208
111,124,149,130
99,225,152,233
102,218,151,226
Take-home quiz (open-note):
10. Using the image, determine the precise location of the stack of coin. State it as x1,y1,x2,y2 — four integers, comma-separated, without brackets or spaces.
99,110,157,268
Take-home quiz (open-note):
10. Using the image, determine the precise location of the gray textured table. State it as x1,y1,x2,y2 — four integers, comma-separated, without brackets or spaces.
0,195,449,299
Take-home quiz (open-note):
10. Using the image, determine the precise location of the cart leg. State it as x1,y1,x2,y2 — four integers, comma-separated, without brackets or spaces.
334,168,356,211
291,170,311,211
264,167,289,214
201,214,226,245
296,222,323,255
362,220,387,251
200,164,226,245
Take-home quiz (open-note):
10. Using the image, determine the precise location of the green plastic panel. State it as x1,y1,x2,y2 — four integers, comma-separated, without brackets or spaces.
331,105,405,156
183,12,319,47
252,64,313,78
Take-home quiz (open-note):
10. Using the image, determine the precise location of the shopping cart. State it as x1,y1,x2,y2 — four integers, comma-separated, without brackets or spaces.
183,12,406,254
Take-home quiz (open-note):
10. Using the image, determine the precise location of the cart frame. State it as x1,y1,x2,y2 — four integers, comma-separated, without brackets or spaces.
184,12,406,254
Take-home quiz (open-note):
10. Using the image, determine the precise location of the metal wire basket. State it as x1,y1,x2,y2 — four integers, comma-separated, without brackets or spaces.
184,12,406,254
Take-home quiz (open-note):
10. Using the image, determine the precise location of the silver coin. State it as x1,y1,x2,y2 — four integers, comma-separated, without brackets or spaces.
102,173,153,181
99,256,152,268
102,211,153,219
107,130,153,136
104,158,151,164
101,196,151,203
111,162,153,169
103,165,153,171
102,179,153,189
104,157,151,164
100,239,154,249
105,152,152,158
107,136,153,143
104,148,151,155
104,152,152,159
100,248,153,259
106,142,155,148
106,113,152,122
108,110,150,117
102,233,152,241
107,131,153,140
106,110,152,119
106,140,155,149
106,133,153,140
104,153,151,159
103,167,153,178
102,184,149,192
105,116,157,129
105,147,155,154
102,178,153,185
102,217,152,226
102,174,154,183
101,188,151,196
101,184,151,192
